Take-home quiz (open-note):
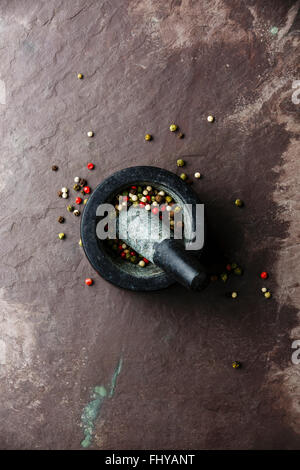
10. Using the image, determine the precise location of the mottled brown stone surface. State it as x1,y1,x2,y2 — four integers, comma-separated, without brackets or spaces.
0,0,299,449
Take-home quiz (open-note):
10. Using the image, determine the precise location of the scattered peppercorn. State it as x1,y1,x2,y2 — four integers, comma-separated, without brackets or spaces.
169,124,177,132
226,264,232,271
85,278,93,286
221,273,228,282
194,172,201,179
234,267,243,276
207,115,214,123
75,197,82,204
210,275,218,281
79,239,83,247
83,186,91,194
58,216,65,223
74,176,80,183
235,199,243,207
74,209,80,217
77,73,83,79
87,163,94,170
260,271,268,279
145,134,152,141
180,173,187,181
87,131,94,137
231,292,238,298
58,190,63,198
73,184,80,191
67,205,74,212
52,165,58,171
177,159,185,167
62,192,69,199
261,287,267,293
79,178,87,187
58,233,65,240
177,132,184,139
83,198,88,205
264,291,272,299
139,260,145,267
232,361,241,369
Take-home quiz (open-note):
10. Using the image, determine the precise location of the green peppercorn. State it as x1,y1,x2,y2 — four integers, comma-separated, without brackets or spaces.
165,196,172,203
177,159,185,167
221,273,228,282
234,267,243,276
67,205,74,212
130,256,137,263
58,233,65,240
137,186,142,193
180,173,187,181
231,262,237,269
232,361,241,369
235,199,243,207
73,184,80,191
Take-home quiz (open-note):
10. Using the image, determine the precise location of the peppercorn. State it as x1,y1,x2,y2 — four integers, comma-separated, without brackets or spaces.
180,173,187,181
58,190,63,198
155,195,163,203
67,205,74,212
260,271,268,279
231,262,237,269
73,184,80,191
210,275,218,281
234,267,243,276
177,132,184,139
75,197,82,204
74,209,80,217
232,361,241,369
221,273,228,282
77,73,83,79
79,178,87,187
87,163,94,170
231,292,238,298
145,134,152,141
85,278,93,286
58,233,65,239
74,176,80,183
87,131,94,137
62,193,69,199
207,115,214,123
139,260,145,267
79,239,82,247
261,287,267,293
83,198,88,205
264,291,271,299
194,172,201,179
177,159,185,167
52,165,58,171
165,196,172,203
58,216,65,223
83,186,91,194
170,124,177,132
226,264,232,271
235,199,243,207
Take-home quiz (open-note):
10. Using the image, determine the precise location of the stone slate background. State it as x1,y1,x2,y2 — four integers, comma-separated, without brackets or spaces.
0,0,299,449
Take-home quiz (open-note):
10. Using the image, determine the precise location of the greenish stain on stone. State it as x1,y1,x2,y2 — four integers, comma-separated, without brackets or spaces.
109,357,123,397
80,358,123,448
270,26,278,35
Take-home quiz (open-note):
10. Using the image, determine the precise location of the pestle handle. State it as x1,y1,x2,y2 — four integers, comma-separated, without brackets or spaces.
153,239,208,290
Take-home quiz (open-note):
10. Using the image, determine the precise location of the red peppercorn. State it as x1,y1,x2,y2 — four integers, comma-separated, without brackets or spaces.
75,197,82,204
152,207,159,215
139,201,146,207
131,186,137,189
130,251,136,256
226,264,232,271
260,271,268,279
85,278,93,286
87,163,94,170
121,252,126,258
143,258,149,264
118,245,123,251
83,186,91,194
146,195,151,202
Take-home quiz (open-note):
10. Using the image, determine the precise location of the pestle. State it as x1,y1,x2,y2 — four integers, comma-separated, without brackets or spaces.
118,206,208,290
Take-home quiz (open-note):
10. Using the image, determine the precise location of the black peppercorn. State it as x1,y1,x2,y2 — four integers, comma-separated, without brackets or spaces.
58,190,63,198
58,216,65,223
52,165,58,171
79,178,87,188
177,133,184,139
